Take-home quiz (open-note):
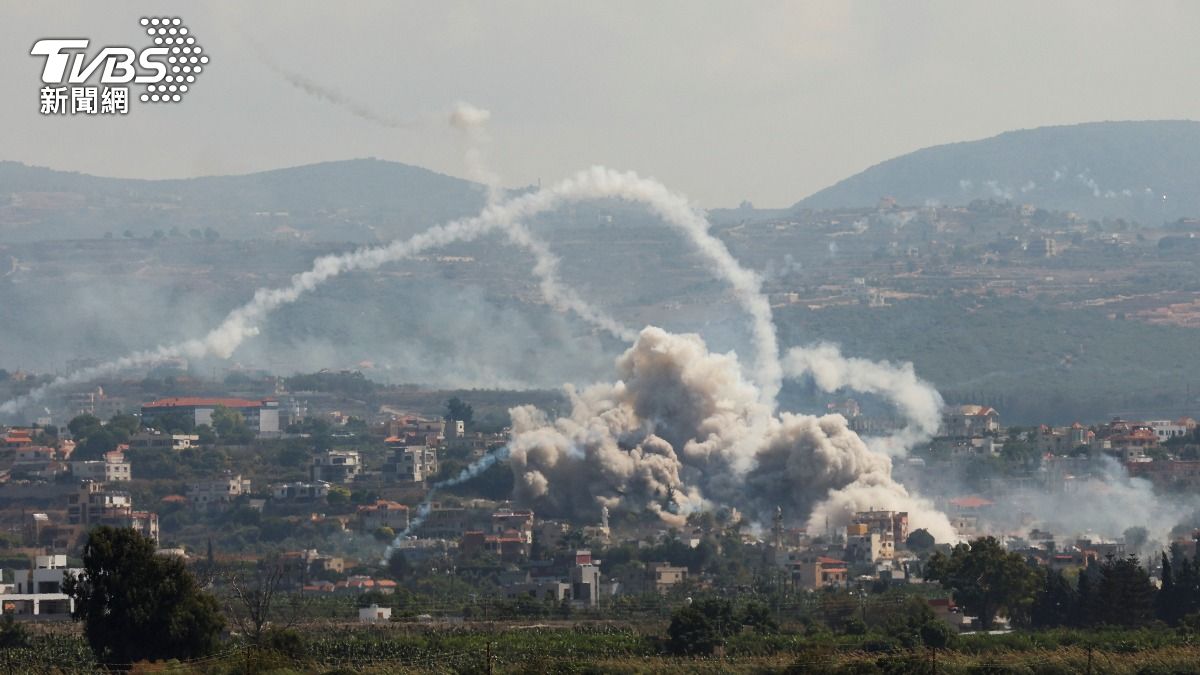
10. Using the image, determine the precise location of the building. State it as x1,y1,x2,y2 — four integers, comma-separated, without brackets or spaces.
382,443,439,483
358,604,392,624
793,555,849,590
491,509,534,544
68,481,158,541
271,481,330,502
70,449,131,483
852,510,909,544
357,500,410,532
461,531,529,561
311,449,362,484
128,431,200,451
141,397,280,437
646,562,688,594
941,405,1000,437
0,555,80,617
187,474,251,512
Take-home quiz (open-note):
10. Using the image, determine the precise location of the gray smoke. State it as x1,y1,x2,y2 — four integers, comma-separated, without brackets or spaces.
507,327,956,540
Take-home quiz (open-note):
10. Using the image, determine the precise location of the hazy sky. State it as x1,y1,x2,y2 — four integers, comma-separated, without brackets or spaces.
4,1,1200,207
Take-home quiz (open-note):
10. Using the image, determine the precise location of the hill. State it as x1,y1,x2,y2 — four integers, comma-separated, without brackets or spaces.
0,159,487,242
795,120,1200,223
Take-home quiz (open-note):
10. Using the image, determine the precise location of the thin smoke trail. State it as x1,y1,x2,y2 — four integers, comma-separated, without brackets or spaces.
0,167,775,416
383,445,511,561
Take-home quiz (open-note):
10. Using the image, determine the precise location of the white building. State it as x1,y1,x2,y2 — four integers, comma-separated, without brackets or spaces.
384,445,439,482
358,604,392,624
311,449,362,483
187,475,251,511
0,555,81,617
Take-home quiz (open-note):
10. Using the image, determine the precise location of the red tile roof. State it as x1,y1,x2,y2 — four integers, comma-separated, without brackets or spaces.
142,397,272,409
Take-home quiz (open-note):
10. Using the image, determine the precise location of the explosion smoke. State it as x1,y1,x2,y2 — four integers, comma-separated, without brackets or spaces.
506,326,957,541
783,343,943,456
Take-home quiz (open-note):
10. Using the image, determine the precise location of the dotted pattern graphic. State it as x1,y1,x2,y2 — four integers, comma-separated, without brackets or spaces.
138,17,207,103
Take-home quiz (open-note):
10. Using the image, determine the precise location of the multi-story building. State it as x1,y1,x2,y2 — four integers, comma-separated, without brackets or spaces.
311,449,361,484
70,449,131,482
357,500,410,532
187,474,251,512
141,397,280,437
128,431,200,451
382,443,439,483
68,481,159,541
0,555,81,617
271,481,329,502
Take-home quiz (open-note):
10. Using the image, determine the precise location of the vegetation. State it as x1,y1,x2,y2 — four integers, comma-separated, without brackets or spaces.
64,526,224,665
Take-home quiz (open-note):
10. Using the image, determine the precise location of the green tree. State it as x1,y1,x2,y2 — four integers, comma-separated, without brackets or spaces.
210,406,254,444
75,429,119,461
906,528,936,553
68,413,103,439
445,397,474,427
1089,555,1156,627
64,526,224,664
1030,568,1076,628
924,536,1039,630
666,605,720,655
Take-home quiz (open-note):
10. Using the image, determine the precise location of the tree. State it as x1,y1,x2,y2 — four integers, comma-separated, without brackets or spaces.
210,406,254,444
225,560,309,646
667,605,720,655
1089,555,1156,627
445,397,474,427
387,549,411,579
75,429,119,461
1030,568,1076,628
64,527,224,664
924,536,1039,630
68,413,102,439
906,528,936,553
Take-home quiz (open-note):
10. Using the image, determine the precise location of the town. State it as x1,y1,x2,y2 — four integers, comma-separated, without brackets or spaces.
0,371,1196,639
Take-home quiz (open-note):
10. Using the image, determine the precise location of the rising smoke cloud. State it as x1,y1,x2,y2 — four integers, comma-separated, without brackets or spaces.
505,327,956,541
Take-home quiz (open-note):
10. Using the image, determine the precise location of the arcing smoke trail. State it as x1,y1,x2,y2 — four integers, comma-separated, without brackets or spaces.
248,37,419,129
383,445,511,561
0,167,769,416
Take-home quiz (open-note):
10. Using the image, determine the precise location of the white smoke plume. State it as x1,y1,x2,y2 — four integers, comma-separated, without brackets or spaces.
0,167,773,415
782,343,943,456
506,327,956,542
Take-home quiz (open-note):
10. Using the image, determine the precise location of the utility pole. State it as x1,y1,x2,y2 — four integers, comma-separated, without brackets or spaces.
485,640,493,675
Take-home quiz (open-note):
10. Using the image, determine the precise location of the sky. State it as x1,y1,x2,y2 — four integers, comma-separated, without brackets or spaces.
4,1,1200,207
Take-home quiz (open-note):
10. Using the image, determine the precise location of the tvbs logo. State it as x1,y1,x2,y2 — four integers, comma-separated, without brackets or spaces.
31,17,208,115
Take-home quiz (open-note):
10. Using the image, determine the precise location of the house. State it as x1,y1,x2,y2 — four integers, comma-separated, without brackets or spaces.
70,449,131,482
382,442,439,483
141,397,280,437
358,604,392,624
357,500,410,532
1,428,34,449
187,474,251,512
941,405,1000,437
128,431,200,451
0,555,81,617
271,481,329,502
311,449,361,484
793,556,849,590
68,481,158,541
461,531,529,561
646,562,688,593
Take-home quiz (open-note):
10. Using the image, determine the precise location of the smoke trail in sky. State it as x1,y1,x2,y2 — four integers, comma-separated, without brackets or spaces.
0,167,776,416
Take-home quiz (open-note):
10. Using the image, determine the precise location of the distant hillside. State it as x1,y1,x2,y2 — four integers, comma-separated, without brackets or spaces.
795,120,1200,223
0,159,487,242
